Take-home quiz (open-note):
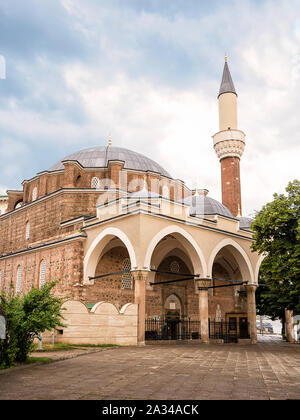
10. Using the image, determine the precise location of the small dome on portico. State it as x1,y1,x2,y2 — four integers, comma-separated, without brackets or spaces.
184,192,234,218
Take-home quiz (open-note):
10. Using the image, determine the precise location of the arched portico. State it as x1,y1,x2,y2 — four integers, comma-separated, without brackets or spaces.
208,238,257,343
140,225,209,343
208,238,255,284
83,227,137,284
144,225,207,277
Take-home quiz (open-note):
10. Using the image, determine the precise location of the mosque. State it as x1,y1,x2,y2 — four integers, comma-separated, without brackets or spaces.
0,59,263,345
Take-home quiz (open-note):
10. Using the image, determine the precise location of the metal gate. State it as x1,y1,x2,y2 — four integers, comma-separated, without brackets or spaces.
145,318,201,341
209,320,238,343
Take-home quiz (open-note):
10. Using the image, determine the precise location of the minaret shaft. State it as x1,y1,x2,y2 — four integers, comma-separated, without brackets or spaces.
218,93,238,131
221,156,242,217
213,58,245,218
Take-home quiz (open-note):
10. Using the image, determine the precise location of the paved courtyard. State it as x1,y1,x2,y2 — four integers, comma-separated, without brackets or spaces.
0,335,299,400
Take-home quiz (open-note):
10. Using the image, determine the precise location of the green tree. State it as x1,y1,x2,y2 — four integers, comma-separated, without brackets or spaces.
251,180,300,320
0,281,65,368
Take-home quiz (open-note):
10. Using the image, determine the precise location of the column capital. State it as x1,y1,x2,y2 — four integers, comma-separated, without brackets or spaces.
131,270,149,282
196,278,211,289
245,283,257,292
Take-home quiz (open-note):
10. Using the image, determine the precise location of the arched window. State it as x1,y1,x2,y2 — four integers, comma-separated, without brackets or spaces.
162,185,170,199
121,258,132,289
15,201,23,209
91,177,100,189
75,175,81,187
32,187,37,201
39,260,46,289
25,221,30,240
16,266,22,293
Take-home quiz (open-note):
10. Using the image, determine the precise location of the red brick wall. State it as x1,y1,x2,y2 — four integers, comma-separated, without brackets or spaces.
220,157,242,217
0,191,101,255
209,262,235,321
7,191,24,212
81,246,134,309
0,240,83,298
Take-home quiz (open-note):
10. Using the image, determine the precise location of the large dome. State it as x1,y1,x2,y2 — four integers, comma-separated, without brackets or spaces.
184,195,234,218
48,146,172,178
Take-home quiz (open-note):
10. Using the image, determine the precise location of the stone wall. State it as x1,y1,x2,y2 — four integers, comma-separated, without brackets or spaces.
55,300,138,346
0,191,99,255
82,246,135,308
0,240,83,297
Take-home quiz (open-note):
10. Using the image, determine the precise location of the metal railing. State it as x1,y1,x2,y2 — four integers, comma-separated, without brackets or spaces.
145,318,201,341
209,320,239,343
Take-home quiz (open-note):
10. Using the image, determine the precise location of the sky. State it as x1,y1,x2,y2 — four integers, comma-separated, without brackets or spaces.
0,0,299,216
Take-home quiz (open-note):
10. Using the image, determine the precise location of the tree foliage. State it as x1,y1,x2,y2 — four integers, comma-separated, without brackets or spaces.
0,281,65,368
251,179,300,317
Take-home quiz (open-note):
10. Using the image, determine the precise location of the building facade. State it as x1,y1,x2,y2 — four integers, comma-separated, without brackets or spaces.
0,59,263,344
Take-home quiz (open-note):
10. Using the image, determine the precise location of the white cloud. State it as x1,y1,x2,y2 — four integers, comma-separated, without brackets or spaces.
1,0,299,217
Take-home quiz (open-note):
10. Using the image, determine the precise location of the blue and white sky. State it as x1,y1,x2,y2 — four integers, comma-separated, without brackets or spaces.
0,0,299,216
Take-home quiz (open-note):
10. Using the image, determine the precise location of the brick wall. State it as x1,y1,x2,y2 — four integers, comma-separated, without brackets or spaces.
221,156,242,217
81,246,135,309
0,240,84,298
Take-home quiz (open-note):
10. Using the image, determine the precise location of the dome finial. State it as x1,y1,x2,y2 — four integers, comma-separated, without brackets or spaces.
108,133,112,147
225,52,227,63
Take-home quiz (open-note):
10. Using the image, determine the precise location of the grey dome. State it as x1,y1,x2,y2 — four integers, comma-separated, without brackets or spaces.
239,217,253,230
48,146,172,178
184,195,233,218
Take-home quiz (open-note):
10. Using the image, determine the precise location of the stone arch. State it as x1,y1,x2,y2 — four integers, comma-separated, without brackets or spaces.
84,227,137,284
164,293,182,314
208,238,255,284
255,253,267,285
144,225,207,277
150,238,194,274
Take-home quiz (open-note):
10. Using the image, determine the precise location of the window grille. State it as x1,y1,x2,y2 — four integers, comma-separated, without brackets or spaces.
170,260,180,273
122,258,132,289
25,221,30,240
16,266,22,293
39,260,46,289
32,187,37,201
91,177,100,189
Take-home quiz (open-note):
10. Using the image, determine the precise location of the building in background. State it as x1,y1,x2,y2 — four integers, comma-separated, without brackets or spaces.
0,58,263,345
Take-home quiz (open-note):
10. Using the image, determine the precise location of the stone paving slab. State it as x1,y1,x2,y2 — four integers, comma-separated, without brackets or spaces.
0,335,299,400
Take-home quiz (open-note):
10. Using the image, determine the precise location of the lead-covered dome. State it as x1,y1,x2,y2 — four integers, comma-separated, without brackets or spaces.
238,217,253,230
48,146,172,178
184,194,234,218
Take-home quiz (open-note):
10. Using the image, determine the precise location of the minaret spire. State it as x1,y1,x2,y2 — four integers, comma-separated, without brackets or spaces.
218,55,237,99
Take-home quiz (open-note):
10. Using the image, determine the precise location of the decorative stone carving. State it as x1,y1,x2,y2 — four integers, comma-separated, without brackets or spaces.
212,129,246,160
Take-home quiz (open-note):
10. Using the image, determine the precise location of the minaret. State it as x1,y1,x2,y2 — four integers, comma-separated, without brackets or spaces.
212,55,246,217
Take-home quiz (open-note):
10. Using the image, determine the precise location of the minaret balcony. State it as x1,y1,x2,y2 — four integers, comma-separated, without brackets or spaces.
212,129,246,160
